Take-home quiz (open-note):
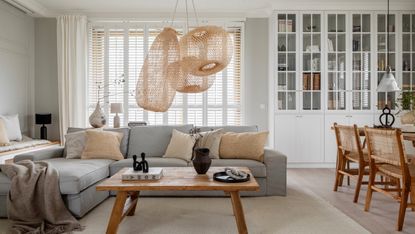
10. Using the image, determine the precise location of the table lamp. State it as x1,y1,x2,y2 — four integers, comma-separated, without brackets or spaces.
35,113,52,139
110,103,123,128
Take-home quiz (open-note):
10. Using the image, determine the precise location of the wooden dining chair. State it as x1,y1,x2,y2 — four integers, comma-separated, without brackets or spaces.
364,127,415,231
333,123,369,203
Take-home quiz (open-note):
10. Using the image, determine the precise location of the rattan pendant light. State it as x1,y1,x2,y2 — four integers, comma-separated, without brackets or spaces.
136,27,180,112
168,61,216,93
180,25,233,77
172,0,233,93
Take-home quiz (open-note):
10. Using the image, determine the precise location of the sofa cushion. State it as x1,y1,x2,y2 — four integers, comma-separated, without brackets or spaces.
196,125,258,133
67,127,130,157
210,159,266,177
42,158,114,194
110,157,188,175
128,124,193,157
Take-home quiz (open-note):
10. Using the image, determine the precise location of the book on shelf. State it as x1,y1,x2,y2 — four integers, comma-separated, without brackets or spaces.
122,167,163,181
327,99,335,110
303,73,321,91
278,19,293,32
327,39,334,52
313,73,321,90
303,73,310,90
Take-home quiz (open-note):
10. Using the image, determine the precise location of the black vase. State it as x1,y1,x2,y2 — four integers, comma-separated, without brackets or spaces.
192,148,211,174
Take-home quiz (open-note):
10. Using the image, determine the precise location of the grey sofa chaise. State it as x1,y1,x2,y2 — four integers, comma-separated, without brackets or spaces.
0,125,287,218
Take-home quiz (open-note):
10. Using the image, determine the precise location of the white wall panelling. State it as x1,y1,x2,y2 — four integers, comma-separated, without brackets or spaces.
0,1,35,136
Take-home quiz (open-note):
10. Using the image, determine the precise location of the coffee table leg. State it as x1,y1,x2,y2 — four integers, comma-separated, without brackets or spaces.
230,191,248,234
106,191,128,234
127,191,140,216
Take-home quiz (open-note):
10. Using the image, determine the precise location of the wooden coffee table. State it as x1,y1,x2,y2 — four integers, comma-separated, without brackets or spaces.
96,167,259,234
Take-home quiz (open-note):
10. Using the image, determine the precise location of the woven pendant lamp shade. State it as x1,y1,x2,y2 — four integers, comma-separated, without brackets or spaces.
180,25,233,77
169,61,215,93
136,27,180,112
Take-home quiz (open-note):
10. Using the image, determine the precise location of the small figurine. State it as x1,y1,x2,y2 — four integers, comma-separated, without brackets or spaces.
141,152,149,173
132,155,142,171
132,153,149,173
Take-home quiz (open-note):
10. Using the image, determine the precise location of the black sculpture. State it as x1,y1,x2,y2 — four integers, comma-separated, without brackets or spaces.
133,152,149,173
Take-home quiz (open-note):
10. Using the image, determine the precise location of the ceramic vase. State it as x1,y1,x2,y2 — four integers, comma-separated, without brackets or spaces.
192,148,211,174
89,102,106,128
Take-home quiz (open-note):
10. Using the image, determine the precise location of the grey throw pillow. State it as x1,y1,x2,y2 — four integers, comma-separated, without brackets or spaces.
65,131,86,159
196,128,224,159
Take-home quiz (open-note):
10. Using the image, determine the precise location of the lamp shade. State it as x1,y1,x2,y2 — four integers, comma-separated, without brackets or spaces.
110,103,123,113
377,67,401,92
35,113,52,125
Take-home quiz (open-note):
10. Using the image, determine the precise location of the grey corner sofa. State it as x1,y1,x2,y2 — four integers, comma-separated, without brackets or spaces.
0,125,287,218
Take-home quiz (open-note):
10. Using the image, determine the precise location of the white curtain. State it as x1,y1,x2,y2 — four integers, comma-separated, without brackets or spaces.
57,15,88,142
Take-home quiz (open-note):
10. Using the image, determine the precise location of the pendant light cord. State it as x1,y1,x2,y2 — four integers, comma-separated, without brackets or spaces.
192,0,200,26
170,0,179,27
185,0,189,32
170,0,200,30
387,0,390,70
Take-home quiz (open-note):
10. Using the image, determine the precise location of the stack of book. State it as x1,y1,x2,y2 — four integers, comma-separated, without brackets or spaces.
278,19,294,32
303,73,321,90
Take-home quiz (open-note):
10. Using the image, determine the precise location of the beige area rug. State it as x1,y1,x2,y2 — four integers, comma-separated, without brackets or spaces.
0,178,369,234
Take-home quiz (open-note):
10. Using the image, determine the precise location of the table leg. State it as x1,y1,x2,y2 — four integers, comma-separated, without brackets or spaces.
106,191,128,234
230,191,248,234
127,191,140,216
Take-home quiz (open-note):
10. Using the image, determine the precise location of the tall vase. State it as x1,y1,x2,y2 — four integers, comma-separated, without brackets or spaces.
192,148,211,174
89,102,106,128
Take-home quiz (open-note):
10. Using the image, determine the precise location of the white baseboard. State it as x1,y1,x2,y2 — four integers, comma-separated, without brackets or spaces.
287,163,336,168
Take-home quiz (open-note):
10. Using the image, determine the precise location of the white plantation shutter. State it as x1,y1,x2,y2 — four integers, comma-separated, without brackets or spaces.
107,29,125,126
88,22,243,126
88,28,105,115
128,28,145,121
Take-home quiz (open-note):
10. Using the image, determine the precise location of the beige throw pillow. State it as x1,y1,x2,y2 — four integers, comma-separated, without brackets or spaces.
196,128,224,159
163,129,196,162
219,131,269,162
0,119,10,146
81,130,124,160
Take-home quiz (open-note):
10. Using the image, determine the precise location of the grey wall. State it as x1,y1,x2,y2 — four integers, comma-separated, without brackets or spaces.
34,18,59,141
244,18,269,131
0,1,34,136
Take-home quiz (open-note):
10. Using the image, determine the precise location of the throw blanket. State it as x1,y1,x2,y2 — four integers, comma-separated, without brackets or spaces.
0,160,84,234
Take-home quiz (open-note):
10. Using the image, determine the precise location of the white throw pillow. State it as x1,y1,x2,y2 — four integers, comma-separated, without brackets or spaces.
0,114,22,141
0,119,10,146
163,129,196,162
65,131,87,159
196,128,224,159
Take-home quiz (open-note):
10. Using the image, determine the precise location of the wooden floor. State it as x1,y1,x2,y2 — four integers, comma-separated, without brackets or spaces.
289,168,415,234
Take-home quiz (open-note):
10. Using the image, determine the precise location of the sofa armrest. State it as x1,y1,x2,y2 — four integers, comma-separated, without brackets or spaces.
263,147,287,196
13,146,65,163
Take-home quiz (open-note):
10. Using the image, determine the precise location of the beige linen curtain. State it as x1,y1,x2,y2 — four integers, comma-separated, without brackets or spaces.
57,15,88,143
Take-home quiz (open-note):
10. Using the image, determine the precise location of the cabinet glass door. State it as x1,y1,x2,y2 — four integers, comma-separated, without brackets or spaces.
377,14,396,109
402,14,415,108
327,14,346,110
352,14,371,110
302,14,322,110
276,13,297,111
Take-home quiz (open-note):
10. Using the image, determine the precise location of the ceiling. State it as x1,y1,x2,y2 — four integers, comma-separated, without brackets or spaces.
11,0,415,18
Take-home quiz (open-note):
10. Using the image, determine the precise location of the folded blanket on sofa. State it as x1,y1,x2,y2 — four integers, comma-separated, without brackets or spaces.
0,160,83,234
